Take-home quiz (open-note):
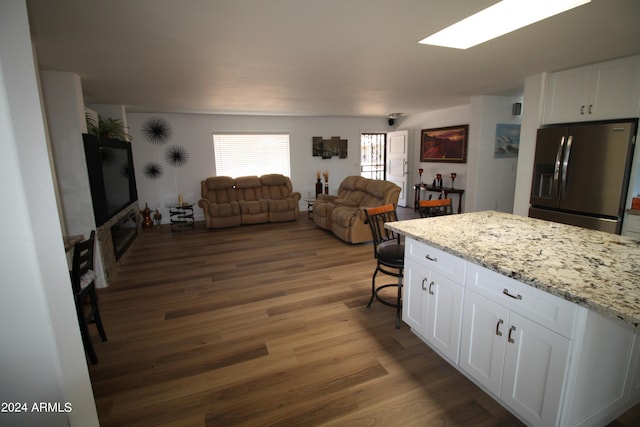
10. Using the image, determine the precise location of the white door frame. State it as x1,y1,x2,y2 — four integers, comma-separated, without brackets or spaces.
386,130,409,207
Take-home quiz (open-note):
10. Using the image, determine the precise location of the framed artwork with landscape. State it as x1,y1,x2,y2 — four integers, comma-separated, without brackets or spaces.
420,125,469,163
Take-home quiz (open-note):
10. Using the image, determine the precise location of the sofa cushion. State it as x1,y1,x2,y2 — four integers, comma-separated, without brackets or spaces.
202,176,237,204
261,174,294,200
269,198,297,212
261,173,288,186
235,176,263,201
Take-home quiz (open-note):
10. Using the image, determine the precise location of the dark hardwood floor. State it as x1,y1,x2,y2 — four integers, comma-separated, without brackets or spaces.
86,208,640,426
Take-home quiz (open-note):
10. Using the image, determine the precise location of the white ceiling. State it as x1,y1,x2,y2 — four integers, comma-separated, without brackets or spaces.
26,0,640,118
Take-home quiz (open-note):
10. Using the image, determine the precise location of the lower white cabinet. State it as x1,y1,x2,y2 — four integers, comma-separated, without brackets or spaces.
402,238,640,426
403,258,464,364
622,212,640,239
460,290,570,426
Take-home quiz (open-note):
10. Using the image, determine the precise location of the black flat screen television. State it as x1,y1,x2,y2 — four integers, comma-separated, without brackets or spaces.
83,134,138,226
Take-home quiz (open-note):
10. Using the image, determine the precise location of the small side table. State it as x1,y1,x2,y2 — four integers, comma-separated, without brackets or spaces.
304,198,316,219
168,203,195,231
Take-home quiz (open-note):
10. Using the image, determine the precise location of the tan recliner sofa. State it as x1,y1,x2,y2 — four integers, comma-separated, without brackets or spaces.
313,176,401,243
198,174,301,229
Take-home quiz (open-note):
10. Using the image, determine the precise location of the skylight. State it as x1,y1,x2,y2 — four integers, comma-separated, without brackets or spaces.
419,0,591,49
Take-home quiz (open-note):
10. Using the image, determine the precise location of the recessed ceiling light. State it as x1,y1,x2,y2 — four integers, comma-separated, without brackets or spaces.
419,0,591,49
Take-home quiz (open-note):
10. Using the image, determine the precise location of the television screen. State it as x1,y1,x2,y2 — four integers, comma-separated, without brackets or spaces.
100,146,132,218
84,134,138,226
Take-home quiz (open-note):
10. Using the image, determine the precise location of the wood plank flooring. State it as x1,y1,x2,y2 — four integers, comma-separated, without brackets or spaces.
87,209,640,426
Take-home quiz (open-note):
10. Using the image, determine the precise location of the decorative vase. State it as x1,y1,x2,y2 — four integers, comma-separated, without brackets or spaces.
324,183,329,194
315,178,323,197
141,203,153,229
153,209,162,228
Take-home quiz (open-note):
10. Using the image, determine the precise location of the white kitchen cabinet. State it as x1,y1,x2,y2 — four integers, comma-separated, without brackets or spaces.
399,234,640,426
459,288,509,396
628,330,640,404
460,290,570,426
501,311,570,427
426,269,464,363
460,262,578,426
403,239,465,364
543,55,640,124
403,258,430,335
622,212,640,239
562,310,636,427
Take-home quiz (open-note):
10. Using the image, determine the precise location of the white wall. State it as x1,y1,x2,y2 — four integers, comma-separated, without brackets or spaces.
127,99,522,218
40,71,106,288
395,105,471,210
41,72,96,237
467,95,523,213
513,73,546,216
0,1,98,426
126,113,390,221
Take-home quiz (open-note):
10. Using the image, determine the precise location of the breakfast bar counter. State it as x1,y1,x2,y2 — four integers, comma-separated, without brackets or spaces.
386,211,640,426
387,210,640,327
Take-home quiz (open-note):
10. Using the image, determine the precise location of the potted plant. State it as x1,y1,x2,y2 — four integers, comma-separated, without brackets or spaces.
86,114,131,141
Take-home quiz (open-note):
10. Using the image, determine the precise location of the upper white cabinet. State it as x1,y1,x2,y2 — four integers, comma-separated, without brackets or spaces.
543,55,640,124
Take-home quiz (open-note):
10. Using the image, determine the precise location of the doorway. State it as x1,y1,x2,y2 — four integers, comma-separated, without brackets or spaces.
360,131,409,207
360,133,386,180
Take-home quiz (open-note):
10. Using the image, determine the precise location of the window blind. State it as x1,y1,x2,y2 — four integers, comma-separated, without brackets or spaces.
213,133,291,178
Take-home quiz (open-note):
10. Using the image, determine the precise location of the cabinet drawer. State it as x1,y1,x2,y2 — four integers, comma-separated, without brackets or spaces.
405,238,466,284
465,262,577,338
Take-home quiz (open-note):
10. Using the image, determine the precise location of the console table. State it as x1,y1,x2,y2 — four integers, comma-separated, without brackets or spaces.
168,204,195,231
414,184,464,214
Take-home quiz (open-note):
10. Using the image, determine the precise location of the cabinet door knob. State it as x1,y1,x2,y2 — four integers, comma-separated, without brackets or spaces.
580,105,585,115
421,277,428,291
496,319,504,336
428,281,435,295
508,325,516,344
425,254,438,262
588,104,593,114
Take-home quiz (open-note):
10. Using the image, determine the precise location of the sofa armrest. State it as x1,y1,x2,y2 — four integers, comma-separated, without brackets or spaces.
354,207,368,222
289,191,302,201
198,198,211,214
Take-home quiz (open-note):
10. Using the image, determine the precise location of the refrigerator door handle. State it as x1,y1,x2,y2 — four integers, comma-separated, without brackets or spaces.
554,136,565,189
561,135,573,198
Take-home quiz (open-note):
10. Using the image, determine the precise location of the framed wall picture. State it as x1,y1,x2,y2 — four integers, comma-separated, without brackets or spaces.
420,125,469,163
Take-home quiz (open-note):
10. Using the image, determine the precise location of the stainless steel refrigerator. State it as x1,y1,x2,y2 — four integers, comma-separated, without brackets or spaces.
529,119,638,234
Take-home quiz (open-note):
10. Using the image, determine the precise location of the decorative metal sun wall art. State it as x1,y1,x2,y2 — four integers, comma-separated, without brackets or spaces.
164,145,189,168
142,116,172,145
143,162,163,179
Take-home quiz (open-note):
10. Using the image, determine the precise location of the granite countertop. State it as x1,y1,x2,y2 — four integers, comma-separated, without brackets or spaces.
386,211,640,327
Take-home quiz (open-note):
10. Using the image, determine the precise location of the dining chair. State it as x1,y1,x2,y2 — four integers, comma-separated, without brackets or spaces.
70,230,107,364
418,198,454,218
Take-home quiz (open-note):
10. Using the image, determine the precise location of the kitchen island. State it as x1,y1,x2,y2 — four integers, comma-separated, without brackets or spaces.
386,211,640,427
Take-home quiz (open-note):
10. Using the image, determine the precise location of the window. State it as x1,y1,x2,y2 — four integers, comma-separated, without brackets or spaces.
213,133,291,177
360,133,386,180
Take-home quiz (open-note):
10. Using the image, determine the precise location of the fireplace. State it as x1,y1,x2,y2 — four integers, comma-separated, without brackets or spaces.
111,210,138,261
95,202,140,285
